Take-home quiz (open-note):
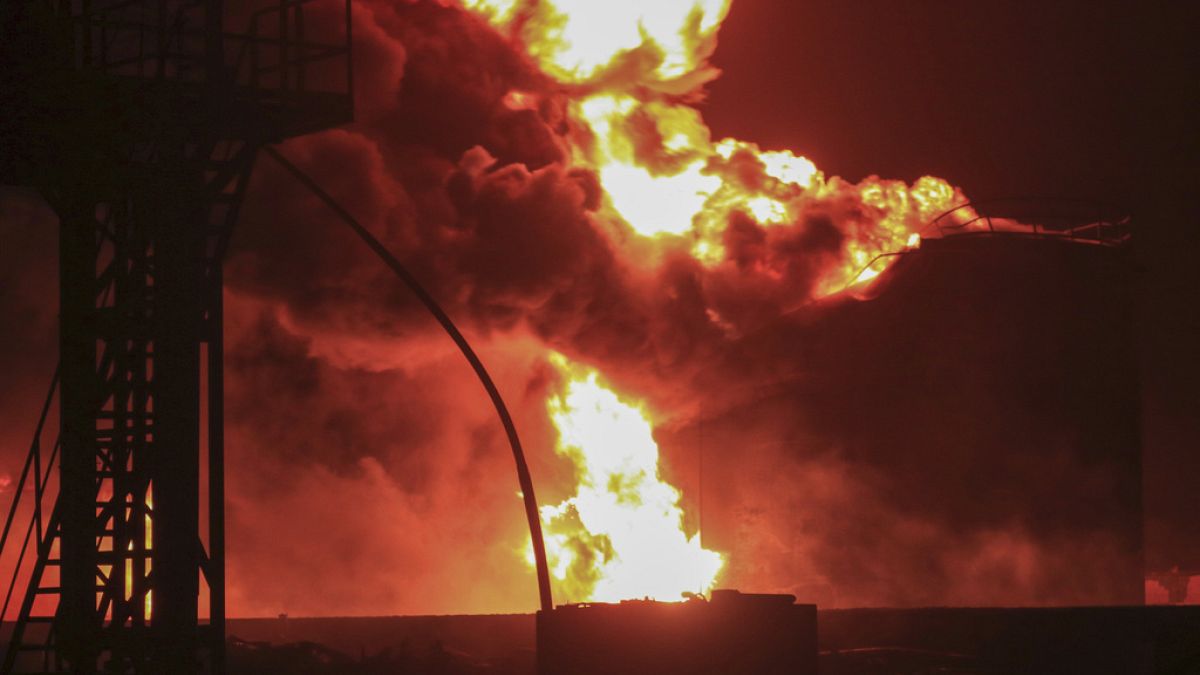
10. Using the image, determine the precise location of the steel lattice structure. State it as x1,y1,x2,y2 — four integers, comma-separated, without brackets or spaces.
0,2,353,672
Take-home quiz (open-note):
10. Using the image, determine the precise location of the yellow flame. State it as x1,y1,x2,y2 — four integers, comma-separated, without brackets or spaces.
459,0,520,25
536,355,723,603
461,0,969,296
145,489,152,617
465,0,731,85
562,84,958,281
121,488,152,618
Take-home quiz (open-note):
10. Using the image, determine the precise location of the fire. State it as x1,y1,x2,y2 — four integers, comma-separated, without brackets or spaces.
463,0,973,604
460,0,970,296
534,355,723,603
122,489,152,618
462,0,730,85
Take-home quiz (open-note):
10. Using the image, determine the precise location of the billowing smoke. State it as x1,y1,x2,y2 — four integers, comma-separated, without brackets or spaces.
0,0,1143,615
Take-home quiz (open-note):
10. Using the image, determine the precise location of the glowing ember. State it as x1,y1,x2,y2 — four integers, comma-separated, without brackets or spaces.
460,0,970,296
534,355,723,603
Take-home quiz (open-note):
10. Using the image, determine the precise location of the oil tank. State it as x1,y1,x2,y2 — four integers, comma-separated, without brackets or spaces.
669,213,1142,607
537,590,817,675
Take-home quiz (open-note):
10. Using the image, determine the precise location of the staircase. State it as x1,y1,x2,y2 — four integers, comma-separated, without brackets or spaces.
1,374,63,673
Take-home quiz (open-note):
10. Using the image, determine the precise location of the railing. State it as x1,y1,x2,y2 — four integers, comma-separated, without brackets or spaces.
926,197,1132,245
234,0,354,100
51,1,353,101
0,367,61,666
837,198,1133,294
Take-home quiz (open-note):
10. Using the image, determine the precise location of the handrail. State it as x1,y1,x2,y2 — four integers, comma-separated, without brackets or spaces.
0,439,59,626
233,0,352,95
926,197,1131,245
0,366,58,567
833,197,1133,297
65,0,352,98
838,251,907,293
1,355,73,671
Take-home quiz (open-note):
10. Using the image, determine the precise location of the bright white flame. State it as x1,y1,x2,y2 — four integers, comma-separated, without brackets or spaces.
461,0,970,298
598,161,721,236
516,0,731,82
538,355,723,602
760,150,820,188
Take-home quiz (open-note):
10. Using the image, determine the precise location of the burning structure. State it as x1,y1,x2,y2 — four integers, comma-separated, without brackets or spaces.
675,207,1144,607
0,0,1195,673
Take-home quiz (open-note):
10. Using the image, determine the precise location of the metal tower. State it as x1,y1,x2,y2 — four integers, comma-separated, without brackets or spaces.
0,2,353,672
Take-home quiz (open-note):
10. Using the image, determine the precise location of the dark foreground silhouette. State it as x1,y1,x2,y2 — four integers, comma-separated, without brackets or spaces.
227,635,530,675
223,605,1200,675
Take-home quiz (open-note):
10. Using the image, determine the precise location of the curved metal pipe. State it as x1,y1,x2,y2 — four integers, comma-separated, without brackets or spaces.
263,146,554,612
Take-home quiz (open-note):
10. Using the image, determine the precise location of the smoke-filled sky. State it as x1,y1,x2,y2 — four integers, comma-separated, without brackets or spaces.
0,0,1196,615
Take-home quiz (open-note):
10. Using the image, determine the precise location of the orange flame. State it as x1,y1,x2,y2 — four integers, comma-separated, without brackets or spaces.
533,355,723,603
461,0,970,296
462,0,730,86
467,0,971,604
122,488,153,618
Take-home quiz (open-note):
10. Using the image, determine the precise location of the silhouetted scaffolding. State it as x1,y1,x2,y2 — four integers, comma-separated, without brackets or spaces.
0,2,353,672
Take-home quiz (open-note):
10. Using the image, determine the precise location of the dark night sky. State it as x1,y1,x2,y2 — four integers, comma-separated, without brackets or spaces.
701,0,1200,570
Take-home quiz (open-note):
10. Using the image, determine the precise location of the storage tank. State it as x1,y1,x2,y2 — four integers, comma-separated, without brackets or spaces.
668,204,1142,607
537,591,817,675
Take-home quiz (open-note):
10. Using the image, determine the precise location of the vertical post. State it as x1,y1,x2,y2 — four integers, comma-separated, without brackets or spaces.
208,264,226,674
31,438,42,544
156,0,167,78
250,13,260,89
131,214,151,634
150,174,203,672
294,2,306,92
59,200,100,673
206,0,224,94
345,0,354,114
278,0,288,91
204,7,228,665
80,0,93,68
